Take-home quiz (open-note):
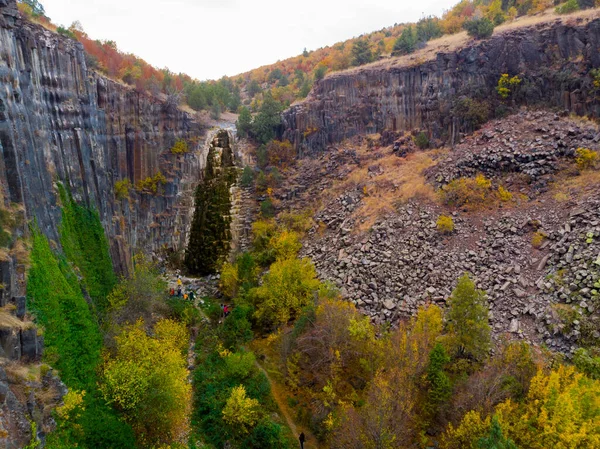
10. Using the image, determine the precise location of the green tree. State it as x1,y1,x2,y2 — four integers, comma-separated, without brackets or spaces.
416,16,442,43
445,274,491,361
313,64,328,81
393,26,416,55
247,79,262,98
251,93,283,144
236,106,253,138
464,18,495,39
477,416,518,449
425,343,452,420
351,39,373,66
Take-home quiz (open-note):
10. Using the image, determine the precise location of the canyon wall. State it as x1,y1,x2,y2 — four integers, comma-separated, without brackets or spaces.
283,17,600,154
0,0,205,279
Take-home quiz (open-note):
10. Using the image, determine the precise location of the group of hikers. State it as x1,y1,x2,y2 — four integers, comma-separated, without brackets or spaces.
169,275,196,302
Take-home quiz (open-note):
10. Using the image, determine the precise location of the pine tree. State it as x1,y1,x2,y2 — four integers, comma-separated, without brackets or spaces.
477,416,518,449
445,274,491,361
393,26,416,55
425,342,452,421
351,39,373,66
236,106,252,138
251,92,283,144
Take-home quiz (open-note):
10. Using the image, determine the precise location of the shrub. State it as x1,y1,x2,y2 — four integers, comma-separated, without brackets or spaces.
260,199,275,218
496,74,522,99
170,139,189,155
575,148,599,170
437,215,455,234
531,231,547,248
241,166,255,187
114,179,131,200
56,26,77,39
453,97,491,131
267,140,296,169
556,0,580,13
136,171,167,194
441,175,493,207
464,17,495,39
414,132,430,149
497,186,513,202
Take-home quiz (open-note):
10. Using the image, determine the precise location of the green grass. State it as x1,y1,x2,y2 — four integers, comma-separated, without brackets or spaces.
57,183,116,316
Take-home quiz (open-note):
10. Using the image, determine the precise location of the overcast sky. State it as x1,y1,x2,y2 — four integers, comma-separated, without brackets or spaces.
42,0,457,81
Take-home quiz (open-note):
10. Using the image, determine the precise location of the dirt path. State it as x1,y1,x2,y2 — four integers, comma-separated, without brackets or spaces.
253,360,299,437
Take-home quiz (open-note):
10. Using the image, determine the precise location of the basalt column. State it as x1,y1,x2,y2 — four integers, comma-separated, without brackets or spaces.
184,130,238,275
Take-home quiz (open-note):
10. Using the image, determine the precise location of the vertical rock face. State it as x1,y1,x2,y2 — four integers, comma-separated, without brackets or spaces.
282,18,600,154
185,129,238,275
0,1,205,274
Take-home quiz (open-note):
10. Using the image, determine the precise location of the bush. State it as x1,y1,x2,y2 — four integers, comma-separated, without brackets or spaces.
496,74,522,99
556,0,580,13
260,199,275,218
464,17,495,39
114,179,131,200
135,171,167,194
437,215,455,234
453,97,491,131
241,166,255,187
170,139,189,155
575,148,599,170
497,186,513,202
440,175,493,208
414,132,430,149
531,231,547,248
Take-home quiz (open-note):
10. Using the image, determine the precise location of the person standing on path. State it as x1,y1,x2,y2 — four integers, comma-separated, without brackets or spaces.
299,432,305,449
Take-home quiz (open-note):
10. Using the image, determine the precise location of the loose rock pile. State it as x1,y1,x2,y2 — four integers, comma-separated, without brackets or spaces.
281,110,600,354
428,110,600,187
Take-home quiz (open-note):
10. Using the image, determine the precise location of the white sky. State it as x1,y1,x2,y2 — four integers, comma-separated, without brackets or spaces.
42,0,458,81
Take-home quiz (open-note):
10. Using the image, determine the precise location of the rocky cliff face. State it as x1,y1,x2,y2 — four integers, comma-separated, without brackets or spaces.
283,17,600,154
0,0,205,276
0,2,210,445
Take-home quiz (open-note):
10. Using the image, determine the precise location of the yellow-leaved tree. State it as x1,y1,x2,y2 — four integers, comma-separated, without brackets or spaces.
100,319,191,447
249,257,321,327
496,364,600,449
222,385,262,434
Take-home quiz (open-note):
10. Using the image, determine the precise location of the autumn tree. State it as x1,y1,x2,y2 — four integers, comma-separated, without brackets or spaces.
248,257,321,328
222,385,262,435
351,39,373,66
266,139,296,169
100,319,191,447
445,274,491,361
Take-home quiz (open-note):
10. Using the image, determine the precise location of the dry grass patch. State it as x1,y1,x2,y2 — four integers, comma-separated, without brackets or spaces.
329,148,443,232
551,169,600,199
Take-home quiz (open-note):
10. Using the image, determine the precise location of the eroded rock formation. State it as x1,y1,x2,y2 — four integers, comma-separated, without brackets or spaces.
283,17,600,154
0,0,204,276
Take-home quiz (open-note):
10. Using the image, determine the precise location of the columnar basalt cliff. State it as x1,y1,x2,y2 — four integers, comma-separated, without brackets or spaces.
0,0,204,276
282,17,600,154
